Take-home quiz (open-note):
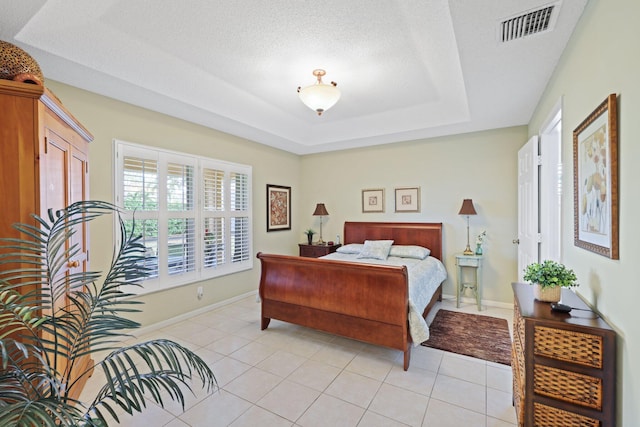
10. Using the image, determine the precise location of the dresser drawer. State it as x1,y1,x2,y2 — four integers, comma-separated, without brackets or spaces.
534,325,603,368
456,257,480,267
533,364,602,410
533,402,600,427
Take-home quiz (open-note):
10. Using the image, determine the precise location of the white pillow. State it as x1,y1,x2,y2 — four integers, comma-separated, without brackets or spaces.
336,243,364,254
389,245,431,260
357,240,394,260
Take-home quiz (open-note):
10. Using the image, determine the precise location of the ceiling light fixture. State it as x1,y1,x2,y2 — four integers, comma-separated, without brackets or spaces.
297,69,340,116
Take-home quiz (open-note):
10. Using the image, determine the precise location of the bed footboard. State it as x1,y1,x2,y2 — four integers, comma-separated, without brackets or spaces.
257,252,413,369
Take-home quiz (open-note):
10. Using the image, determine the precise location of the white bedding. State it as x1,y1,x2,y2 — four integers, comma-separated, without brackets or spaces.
320,252,447,344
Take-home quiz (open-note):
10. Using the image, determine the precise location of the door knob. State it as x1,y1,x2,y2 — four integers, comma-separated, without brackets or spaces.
512,239,520,245
68,260,80,268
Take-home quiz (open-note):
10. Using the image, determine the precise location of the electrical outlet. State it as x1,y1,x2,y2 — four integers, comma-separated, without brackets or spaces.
197,286,203,300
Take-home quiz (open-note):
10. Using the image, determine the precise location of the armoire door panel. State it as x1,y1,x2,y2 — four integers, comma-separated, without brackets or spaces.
42,130,70,214
1,80,94,401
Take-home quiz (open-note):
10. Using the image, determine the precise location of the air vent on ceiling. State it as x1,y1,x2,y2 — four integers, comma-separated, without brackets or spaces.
500,3,559,42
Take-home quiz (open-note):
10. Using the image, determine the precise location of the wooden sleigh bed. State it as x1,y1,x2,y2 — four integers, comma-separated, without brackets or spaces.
257,222,445,370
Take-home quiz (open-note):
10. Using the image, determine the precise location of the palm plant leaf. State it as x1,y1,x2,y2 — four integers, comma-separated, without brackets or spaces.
0,201,217,426
0,398,85,427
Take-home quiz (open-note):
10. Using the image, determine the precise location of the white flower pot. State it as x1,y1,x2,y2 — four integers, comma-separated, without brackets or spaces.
533,284,561,302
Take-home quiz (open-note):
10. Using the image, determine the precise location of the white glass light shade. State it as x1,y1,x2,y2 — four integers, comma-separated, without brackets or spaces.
297,69,341,116
298,83,341,115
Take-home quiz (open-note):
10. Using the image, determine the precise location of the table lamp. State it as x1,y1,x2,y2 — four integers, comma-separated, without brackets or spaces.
458,199,477,255
312,203,329,244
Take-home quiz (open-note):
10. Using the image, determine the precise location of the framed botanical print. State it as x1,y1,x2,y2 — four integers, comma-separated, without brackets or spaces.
573,94,618,259
362,189,384,213
266,184,291,231
394,187,420,213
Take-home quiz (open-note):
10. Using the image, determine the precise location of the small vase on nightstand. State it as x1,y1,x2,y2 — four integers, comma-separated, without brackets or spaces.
475,244,483,255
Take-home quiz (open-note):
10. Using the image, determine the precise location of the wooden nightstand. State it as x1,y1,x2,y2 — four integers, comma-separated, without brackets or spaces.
298,243,341,258
455,254,483,310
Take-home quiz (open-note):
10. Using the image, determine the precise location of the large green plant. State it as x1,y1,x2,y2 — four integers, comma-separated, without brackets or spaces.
0,201,216,426
523,260,578,289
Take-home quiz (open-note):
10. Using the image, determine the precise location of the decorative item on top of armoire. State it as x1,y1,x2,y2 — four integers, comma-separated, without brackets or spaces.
523,260,578,303
458,199,477,255
0,40,45,85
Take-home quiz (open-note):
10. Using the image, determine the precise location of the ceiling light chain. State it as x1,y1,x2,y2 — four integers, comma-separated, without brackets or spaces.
297,69,341,116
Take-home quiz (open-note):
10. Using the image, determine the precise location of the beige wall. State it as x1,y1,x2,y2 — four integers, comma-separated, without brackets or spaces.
49,80,526,317
527,0,639,424
47,81,301,326
299,126,526,303
49,79,526,320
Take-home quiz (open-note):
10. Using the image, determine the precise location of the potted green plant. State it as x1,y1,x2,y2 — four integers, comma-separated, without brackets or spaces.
304,229,315,245
523,260,578,302
0,201,217,426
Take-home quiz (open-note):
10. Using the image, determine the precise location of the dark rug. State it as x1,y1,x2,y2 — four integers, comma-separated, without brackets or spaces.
421,309,512,365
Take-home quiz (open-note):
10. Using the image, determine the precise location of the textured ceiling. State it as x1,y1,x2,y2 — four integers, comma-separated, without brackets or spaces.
0,0,587,154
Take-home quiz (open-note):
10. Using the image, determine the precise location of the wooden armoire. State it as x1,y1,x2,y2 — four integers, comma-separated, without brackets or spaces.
0,78,94,399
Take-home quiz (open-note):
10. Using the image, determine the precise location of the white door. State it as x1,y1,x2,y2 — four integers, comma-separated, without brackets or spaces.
517,136,539,281
539,110,562,261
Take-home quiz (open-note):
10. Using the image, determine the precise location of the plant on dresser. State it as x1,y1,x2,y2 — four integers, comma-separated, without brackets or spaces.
523,260,578,302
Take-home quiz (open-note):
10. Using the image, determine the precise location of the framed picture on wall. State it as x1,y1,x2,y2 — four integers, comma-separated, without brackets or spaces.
394,187,420,213
362,189,384,213
266,184,291,232
573,93,619,259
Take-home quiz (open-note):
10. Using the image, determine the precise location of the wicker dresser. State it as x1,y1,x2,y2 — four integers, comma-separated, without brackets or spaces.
512,283,616,427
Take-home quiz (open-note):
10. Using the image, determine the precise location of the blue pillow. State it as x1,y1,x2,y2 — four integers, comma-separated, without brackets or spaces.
336,243,364,254
389,245,431,259
357,240,394,260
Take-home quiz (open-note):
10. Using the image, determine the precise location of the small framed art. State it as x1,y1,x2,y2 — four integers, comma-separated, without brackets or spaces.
362,189,384,213
573,94,618,259
266,184,291,232
395,187,420,213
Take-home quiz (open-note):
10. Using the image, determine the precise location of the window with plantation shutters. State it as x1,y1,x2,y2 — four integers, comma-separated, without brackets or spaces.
115,140,252,294
123,157,158,211
202,167,225,270
230,172,250,264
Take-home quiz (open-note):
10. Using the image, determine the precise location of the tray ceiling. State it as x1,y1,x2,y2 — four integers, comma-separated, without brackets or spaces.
0,0,587,154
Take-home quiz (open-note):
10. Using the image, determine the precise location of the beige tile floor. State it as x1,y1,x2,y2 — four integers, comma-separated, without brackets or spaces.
80,295,517,426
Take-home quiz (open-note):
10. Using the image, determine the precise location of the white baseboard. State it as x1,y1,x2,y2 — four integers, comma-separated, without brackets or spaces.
133,290,258,337
441,293,513,310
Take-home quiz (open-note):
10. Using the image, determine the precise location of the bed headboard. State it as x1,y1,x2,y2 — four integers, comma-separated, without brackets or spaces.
343,222,443,261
